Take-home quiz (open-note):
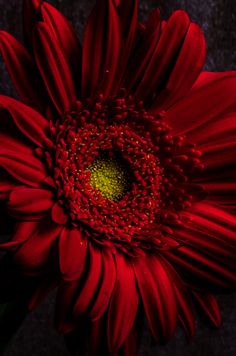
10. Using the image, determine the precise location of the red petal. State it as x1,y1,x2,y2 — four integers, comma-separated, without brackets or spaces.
164,243,236,290
51,202,68,225
165,74,236,135
59,227,88,281
13,219,62,274
73,244,102,317
107,253,139,352
40,2,82,94
0,139,47,187
117,315,142,356
88,316,109,356
192,291,221,327
23,0,42,49
159,257,195,340
123,9,161,93
89,250,116,321
151,23,206,110
0,170,18,201
55,280,80,333
0,95,49,147
0,31,46,111
133,254,177,343
33,22,76,114
8,186,53,219
0,221,40,250
135,10,190,103
112,0,138,92
82,0,121,99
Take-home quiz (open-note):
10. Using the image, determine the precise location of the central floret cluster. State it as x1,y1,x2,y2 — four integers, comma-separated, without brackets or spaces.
41,95,204,254
89,155,131,201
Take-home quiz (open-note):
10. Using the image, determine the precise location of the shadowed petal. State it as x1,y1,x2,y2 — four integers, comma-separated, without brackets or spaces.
133,254,177,343
59,227,88,281
82,0,121,99
192,291,221,327
73,244,102,317
107,253,139,352
13,219,62,274
40,2,82,94
151,23,206,110
135,10,190,104
0,95,49,147
89,250,116,321
0,31,46,111
165,74,236,135
8,186,53,219
33,22,76,114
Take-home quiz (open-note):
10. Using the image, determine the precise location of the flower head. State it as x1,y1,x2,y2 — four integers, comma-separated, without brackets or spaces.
0,0,236,354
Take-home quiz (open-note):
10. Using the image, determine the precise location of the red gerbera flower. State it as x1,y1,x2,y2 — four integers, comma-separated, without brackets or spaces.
0,0,236,354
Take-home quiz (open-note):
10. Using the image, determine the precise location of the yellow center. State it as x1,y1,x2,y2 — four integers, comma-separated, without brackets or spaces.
89,157,129,201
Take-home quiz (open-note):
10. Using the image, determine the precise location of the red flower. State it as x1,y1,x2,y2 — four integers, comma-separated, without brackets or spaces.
0,0,236,354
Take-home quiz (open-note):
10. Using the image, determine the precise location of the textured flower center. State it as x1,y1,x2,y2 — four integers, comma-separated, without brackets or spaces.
89,156,130,201
42,94,204,254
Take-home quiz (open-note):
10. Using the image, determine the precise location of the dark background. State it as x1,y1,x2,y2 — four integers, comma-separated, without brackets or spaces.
0,0,236,355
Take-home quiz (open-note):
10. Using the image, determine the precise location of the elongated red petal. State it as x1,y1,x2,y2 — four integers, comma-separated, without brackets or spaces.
0,221,40,250
33,22,76,114
151,23,206,110
23,0,42,49
8,186,53,219
112,0,138,92
159,257,196,340
89,250,116,321
13,220,62,274
165,74,236,135
0,31,46,111
107,253,139,352
0,139,47,187
0,170,18,201
73,244,102,317
192,291,221,327
133,254,177,343
82,0,121,99
88,316,109,356
0,95,49,147
59,227,87,281
123,9,161,93
135,10,190,103
40,2,82,94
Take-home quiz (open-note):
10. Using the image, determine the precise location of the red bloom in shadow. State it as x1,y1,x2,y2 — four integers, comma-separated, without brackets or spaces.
0,0,236,354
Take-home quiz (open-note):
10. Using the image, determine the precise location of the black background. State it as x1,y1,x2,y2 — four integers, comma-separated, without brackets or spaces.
0,0,236,355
